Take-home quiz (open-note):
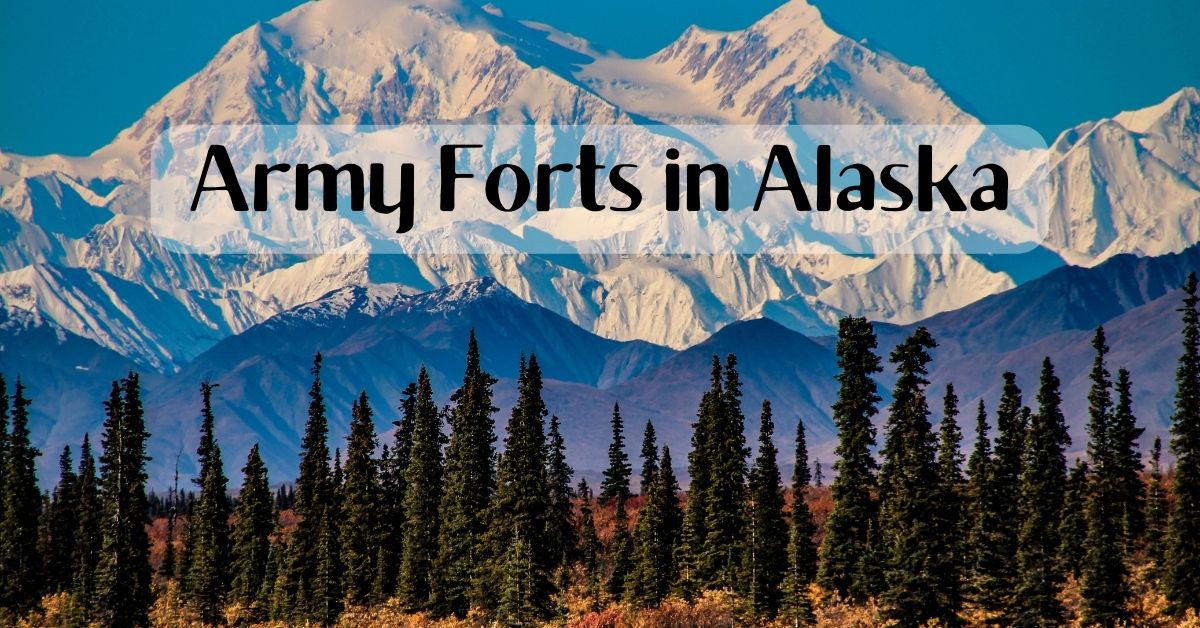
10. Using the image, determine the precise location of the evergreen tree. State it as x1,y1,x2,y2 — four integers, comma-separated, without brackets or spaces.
1059,459,1089,580
545,414,575,582
481,355,555,621
640,420,658,495
268,536,294,621
399,367,445,611
600,403,632,503
813,460,823,488
1081,327,1131,626
314,511,343,626
782,418,818,626
162,455,180,581
745,400,787,617
374,382,417,601
0,376,7,528
818,317,883,601
258,535,282,612
0,379,42,616
1166,272,1200,613
231,444,274,614
877,328,949,625
97,374,153,628
932,384,965,624
433,331,498,617
182,381,232,624
606,496,634,600
627,445,682,608
69,434,101,624
1145,437,1168,573
974,372,1024,617
577,479,601,610
340,392,380,605
44,446,79,593
1013,358,1070,626
497,534,540,625
1110,368,1144,547
287,354,335,623
678,356,722,596
701,355,750,590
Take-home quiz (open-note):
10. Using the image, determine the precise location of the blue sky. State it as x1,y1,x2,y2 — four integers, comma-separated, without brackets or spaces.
1,0,1196,156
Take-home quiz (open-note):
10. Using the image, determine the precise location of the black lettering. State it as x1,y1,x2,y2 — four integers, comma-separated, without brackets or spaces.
754,145,812,212
609,164,641,211
485,164,530,211
189,144,250,212
879,164,913,211
440,144,481,211
295,163,364,211
971,164,1008,211
918,144,966,211
836,164,875,211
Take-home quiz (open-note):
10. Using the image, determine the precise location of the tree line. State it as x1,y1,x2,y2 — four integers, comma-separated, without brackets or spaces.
2,275,1200,626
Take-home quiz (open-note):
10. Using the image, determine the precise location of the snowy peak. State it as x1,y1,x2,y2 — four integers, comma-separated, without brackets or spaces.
1113,86,1200,136
109,0,624,161
268,276,517,329
580,0,973,125
1045,87,1200,264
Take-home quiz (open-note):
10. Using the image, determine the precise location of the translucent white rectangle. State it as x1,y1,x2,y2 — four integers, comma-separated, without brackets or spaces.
149,124,1049,256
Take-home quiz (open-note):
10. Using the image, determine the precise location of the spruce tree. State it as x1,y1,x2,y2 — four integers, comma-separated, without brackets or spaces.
69,434,101,624
973,373,1024,617
600,403,632,503
626,445,682,608
606,496,634,600
162,456,179,581
433,331,498,617
546,414,575,582
701,355,749,590
640,420,658,495
1013,358,1070,626
878,328,948,625
288,354,335,622
231,444,274,614
932,384,965,624
340,392,380,605
1166,272,1200,613
44,446,79,593
0,376,7,527
498,533,539,624
818,317,882,601
1059,459,1089,580
314,512,343,626
577,479,602,610
374,382,417,601
0,379,42,616
399,367,445,611
97,374,153,628
258,535,282,612
183,381,232,624
746,400,788,617
1110,368,1144,547
1081,327,1131,625
782,418,818,626
481,355,555,621
678,356,722,597
1145,437,1168,574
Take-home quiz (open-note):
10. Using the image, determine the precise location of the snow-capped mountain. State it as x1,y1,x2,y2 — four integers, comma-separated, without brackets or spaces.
0,0,1197,388
1044,87,1200,265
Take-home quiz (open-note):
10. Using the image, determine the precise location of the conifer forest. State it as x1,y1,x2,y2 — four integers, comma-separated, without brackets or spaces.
4,275,1200,627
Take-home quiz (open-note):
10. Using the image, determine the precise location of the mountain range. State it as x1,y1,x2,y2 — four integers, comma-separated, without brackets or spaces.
0,0,1197,484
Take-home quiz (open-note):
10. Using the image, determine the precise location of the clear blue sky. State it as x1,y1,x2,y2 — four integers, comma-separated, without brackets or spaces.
1,0,1196,156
